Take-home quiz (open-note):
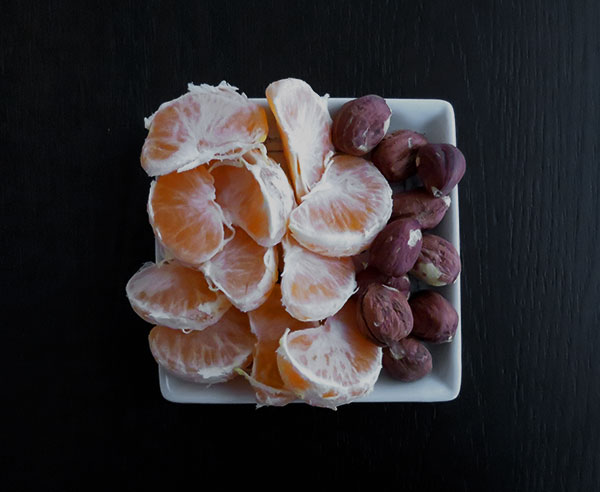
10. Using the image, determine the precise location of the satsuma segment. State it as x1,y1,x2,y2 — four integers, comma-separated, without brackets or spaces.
210,146,295,248
148,165,231,267
126,261,231,331
240,285,318,407
280,234,356,322
141,82,268,176
289,154,393,257
148,308,256,384
199,227,278,313
266,78,334,201
238,340,295,407
276,298,383,409
247,285,318,342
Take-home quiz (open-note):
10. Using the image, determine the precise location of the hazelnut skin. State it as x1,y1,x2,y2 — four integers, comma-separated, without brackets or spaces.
391,187,451,230
383,337,433,381
409,290,458,343
331,95,391,156
369,219,423,277
371,130,428,182
356,283,413,347
416,143,466,197
410,234,461,286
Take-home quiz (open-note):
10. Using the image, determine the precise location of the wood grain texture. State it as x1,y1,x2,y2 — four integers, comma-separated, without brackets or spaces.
2,0,599,489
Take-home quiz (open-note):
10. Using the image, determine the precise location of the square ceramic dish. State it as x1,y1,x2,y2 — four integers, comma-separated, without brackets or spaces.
157,98,461,404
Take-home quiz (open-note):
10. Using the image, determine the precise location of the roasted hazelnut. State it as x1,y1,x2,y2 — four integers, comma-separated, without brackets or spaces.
416,143,466,197
409,290,458,343
356,283,413,346
391,187,451,229
331,95,391,156
356,266,411,299
410,234,461,286
371,130,428,182
369,219,423,277
383,337,433,381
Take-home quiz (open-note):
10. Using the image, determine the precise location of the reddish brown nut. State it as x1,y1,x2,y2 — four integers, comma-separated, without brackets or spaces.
383,337,433,381
369,219,423,277
410,234,461,286
331,95,391,156
356,266,411,299
391,187,451,229
356,283,413,346
409,290,458,343
416,143,466,197
371,130,428,182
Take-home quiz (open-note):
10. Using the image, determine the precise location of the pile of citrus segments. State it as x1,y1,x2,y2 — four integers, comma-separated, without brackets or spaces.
126,78,395,409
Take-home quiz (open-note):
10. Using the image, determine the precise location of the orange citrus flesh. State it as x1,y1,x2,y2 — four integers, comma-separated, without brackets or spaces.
148,308,256,384
238,285,318,407
212,161,267,243
288,154,393,257
126,261,231,331
200,227,278,312
148,165,231,267
210,147,295,247
141,82,268,176
239,339,296,407
280,234,356,322
276,298,382,409
247,285,317,342
266,78,334,201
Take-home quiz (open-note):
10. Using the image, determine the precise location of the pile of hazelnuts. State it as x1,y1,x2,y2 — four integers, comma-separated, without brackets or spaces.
331,95,466,382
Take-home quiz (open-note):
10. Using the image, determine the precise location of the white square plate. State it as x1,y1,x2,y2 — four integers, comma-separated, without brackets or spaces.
158,97,461,404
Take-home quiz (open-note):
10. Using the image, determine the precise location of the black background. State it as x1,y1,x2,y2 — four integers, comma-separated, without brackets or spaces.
3,1,599,489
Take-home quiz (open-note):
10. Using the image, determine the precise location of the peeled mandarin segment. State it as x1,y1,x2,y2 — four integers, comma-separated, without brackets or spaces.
276,299,383,410
280,234,357,322
288,154,393,257
148,308,256,384
148,166,230,267
141,82,268,176
199,227,278,312
210,147,295,247
126,261,231,331
252,341,287,389
247,284,318,342
237,340,297,407
239,285,319,406
266,78,334,201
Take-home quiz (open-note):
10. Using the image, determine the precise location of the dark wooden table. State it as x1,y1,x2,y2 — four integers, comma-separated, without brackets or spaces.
4,1,599,489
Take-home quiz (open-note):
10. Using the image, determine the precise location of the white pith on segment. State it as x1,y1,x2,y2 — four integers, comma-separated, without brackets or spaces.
141,81,267,176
